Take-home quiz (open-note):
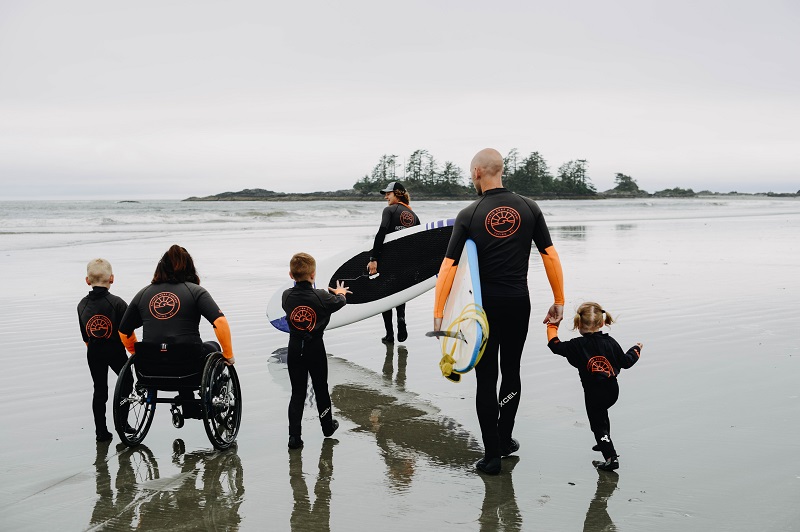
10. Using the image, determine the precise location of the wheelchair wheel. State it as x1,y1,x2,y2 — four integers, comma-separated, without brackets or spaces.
113,354,157,446
201,353,242,450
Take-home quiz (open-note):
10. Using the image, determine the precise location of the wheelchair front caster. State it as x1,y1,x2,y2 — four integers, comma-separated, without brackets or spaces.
171,405,185,429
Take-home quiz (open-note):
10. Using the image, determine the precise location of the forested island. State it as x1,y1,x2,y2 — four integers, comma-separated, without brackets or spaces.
185,148,798,201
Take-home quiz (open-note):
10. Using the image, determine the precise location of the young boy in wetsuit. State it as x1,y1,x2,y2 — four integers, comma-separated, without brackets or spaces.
77,259,136,442
282,252,351,449
547,302,642,471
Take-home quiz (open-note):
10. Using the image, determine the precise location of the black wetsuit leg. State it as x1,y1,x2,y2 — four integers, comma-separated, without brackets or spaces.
382,310,394,337
583,379,619,459
305,338,335,433
475,295,530,458
87,347,129,436
395,303,406,326
287,337,309,437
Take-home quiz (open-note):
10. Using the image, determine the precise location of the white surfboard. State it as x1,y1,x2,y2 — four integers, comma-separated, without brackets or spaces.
266,218,454,332
430,239,487,381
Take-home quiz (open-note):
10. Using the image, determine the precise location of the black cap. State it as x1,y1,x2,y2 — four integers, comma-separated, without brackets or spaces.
380,181,406,193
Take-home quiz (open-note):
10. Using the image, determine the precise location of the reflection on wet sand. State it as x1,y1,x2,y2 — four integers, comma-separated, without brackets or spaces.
554,225,587,240
270,345,523,527
329,346,483,485
478,456,522,531
289,438,336,532
89,441,159,530
583,470,619,532
381,343,407,390
88,441,243,531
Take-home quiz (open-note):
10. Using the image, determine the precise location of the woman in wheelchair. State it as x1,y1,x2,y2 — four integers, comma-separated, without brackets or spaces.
118,244,236,424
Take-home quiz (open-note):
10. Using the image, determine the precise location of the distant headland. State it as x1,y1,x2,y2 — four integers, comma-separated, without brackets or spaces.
183,148,798,201
183,187,798,202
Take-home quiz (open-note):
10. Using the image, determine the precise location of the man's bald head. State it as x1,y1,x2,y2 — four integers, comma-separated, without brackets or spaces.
470,148,504,195
471,148,504,177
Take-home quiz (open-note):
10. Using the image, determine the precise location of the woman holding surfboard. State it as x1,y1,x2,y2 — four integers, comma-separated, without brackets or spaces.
433,148,565,475
367,181,420,344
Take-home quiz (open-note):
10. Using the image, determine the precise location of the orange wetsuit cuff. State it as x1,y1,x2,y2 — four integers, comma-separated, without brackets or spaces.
213,316,234,358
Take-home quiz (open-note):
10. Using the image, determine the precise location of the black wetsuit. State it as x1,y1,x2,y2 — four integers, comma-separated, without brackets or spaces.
77,286,132,437
438,188,560,459
548,331,641,459
119,281,224,343
119,282,224,416
282,281,347,438
370,202,420,339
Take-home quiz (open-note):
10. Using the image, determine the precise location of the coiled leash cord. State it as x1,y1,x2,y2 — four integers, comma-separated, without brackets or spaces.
438,303,489,383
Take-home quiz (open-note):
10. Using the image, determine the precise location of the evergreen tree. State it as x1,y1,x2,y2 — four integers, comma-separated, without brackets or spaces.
613,172,639,193
437,161,467,193
503,148,520,176
509,151,552,195
371,154,398,183
556,159,596,195
405,149,429,186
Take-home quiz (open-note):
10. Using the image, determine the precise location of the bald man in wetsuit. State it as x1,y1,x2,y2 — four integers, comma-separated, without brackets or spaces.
433,148,565,475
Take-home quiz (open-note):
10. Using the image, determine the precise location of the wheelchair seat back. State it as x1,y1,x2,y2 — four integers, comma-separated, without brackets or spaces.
133,342,207,390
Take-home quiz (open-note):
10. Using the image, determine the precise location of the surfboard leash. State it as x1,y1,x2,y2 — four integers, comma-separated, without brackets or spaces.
335,272,380,283
438,303,489,383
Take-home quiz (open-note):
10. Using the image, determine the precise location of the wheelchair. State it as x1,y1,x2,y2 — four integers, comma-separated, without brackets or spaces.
113,342,242,450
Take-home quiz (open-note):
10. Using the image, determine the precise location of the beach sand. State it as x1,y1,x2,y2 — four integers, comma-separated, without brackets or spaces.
0,198,798,531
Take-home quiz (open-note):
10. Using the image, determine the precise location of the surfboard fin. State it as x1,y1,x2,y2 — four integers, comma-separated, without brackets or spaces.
444,372,461,383
426,330,467,342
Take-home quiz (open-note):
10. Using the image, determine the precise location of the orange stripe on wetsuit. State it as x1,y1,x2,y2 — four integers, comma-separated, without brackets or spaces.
540,245,565,306
433,257,458,319
212,316,234,359
118,331,138,354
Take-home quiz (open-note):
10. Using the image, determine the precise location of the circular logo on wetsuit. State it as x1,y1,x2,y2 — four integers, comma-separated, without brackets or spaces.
289,306,317,332
148,292,181,320
400,210,415,227
587,356,615,378
485,206,521,238
86,315,113,339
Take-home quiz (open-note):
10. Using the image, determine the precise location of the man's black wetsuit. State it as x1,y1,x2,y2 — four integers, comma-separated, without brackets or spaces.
77,286,133,438
119,281,227,417
370,202,420,341
282,281,347,438
434,188,564,460
547,330,641,459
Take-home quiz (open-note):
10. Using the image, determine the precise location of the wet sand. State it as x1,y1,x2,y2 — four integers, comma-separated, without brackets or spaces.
1,199,799,531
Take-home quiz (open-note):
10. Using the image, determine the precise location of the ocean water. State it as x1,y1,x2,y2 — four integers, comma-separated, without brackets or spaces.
1,196,798,531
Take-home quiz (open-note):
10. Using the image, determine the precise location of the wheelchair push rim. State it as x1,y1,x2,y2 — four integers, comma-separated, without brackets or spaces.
201,353,242,450
113,354,156,446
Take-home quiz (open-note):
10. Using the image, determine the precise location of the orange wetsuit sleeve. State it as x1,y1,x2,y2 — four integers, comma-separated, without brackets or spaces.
213,316,234,359
547,323,559,342
540,245,565,306
433,258,458,319
119,331,138,354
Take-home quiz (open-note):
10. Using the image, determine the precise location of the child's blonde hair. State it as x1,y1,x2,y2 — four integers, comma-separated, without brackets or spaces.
86,258,113,286
572,301,614,331
289,252,316,281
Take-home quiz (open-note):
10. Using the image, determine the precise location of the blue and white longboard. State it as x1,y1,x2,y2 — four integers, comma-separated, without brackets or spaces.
266,218,455,332
437,239,485,374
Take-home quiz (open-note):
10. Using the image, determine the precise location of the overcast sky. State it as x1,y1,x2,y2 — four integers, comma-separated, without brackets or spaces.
1,0,798,199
